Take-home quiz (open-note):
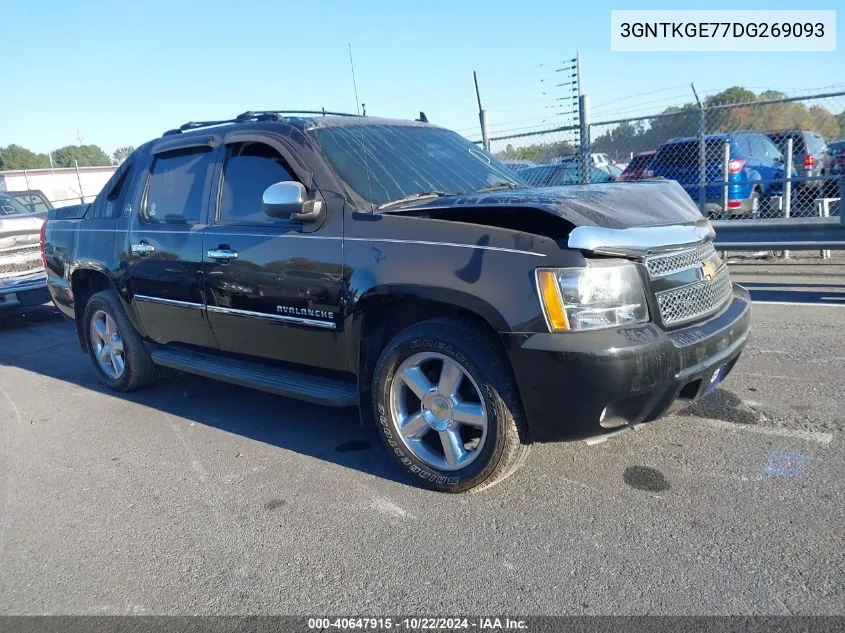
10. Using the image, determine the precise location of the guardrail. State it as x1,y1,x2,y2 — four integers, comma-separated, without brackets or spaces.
712,178,845,252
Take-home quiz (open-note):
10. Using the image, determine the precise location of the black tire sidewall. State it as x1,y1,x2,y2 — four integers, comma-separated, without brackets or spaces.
82,292,136,391
373,326,508,491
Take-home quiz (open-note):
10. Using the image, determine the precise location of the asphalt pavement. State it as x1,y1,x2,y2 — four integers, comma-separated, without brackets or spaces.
0,294,843,616
728,252,845,306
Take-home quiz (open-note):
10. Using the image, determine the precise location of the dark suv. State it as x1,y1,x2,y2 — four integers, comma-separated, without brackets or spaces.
766,129,832,195
648,131,789,217
42,110,751,493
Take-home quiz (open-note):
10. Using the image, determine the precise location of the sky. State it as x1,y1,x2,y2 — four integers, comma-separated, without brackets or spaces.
1,0,841,156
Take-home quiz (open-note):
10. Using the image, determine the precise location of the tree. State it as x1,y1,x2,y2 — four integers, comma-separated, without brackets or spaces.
53,144,111,168
0,144,51,170
495,139,577,163
112,146,135,165
587,87,844,161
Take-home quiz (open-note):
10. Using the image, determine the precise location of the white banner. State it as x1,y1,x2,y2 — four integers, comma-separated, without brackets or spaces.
611,10,836,52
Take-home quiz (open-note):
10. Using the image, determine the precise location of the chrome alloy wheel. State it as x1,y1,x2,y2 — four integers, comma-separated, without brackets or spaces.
89,309,125,380
388,352,488,471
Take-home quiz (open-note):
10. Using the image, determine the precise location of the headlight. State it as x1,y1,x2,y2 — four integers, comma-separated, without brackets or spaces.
535,261,649,331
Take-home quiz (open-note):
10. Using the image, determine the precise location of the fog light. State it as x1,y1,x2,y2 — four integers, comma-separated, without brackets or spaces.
599,407,607,422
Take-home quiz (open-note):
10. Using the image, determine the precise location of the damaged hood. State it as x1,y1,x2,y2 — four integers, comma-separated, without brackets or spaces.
384,179,704,229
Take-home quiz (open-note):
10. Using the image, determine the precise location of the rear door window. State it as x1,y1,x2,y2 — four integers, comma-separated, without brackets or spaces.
769,132,805,155
656,141,728,165
11,194,50,213
757,136,782,165
143,148,214,224
0,195,32,216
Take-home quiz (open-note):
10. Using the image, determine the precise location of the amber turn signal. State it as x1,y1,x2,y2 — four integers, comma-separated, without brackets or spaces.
536,269,569,331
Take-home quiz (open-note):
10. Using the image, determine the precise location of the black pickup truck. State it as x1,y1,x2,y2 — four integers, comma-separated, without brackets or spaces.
43,110,751,493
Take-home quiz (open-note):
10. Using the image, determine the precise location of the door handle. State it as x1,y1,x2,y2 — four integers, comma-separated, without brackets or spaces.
207,249,239,261
131,241,155,256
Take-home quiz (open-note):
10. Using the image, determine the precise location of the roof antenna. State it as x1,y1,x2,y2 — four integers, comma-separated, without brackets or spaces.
347,43,361,115
416,111,429,123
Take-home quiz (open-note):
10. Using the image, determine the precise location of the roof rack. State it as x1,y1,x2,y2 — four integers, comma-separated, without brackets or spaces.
162,108,363,136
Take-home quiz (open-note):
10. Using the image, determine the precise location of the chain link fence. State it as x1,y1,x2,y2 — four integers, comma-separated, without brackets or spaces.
489,91,845,221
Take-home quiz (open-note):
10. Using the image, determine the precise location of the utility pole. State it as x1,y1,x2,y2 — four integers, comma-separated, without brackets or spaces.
576,53,591,185
473,71,490,153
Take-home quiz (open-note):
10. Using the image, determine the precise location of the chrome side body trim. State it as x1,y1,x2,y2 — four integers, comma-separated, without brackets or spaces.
205,305,336,329
133,295,336,329
344,236,545,257
133,294,203,309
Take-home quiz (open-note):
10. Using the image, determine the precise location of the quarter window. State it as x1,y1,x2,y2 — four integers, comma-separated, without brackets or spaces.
218,142,295,224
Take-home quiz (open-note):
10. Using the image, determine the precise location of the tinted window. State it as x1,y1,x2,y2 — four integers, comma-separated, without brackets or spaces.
0,194,32,216
219,142,294,224
655,140,729,165
96,161,135,219
547,166,581,186
518,165,560,187
768,132,805,155
312,125,522,207
144,148,212,224
518,164,612,187
10,194,49,213
626,154,653,170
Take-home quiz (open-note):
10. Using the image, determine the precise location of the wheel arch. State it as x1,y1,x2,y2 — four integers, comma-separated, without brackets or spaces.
349,287,514,429
69,267,143,351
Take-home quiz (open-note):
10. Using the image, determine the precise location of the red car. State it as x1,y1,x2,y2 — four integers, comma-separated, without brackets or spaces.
618,151,655,181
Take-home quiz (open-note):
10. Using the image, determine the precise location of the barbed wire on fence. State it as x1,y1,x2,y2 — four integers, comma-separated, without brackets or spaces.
488,88,844,221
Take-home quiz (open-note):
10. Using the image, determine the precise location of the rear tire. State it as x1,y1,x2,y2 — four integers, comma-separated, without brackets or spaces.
372,317,531,493
83,290,156,392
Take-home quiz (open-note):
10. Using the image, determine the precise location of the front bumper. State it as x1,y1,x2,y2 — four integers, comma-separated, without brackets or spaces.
503,284,751,442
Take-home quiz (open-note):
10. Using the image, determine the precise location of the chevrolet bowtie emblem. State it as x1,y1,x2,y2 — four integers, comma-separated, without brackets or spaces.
700,260,718,281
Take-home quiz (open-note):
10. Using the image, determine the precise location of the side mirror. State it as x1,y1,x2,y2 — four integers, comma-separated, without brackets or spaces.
263,181,307,219
262,181,324,223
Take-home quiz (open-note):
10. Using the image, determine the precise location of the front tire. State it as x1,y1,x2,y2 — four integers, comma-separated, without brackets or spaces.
83,290,156,392
372,317,531,493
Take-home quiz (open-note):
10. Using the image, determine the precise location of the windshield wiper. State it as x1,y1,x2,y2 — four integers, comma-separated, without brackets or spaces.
376,191,458,210
473,182,524,193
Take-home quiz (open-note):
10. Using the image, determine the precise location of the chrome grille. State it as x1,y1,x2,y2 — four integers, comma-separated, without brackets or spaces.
655,265,733,326
645,242,733,326
0,245,42,277
645,242,717,278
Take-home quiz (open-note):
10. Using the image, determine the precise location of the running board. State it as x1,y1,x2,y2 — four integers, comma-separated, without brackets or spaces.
150,348,358,407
